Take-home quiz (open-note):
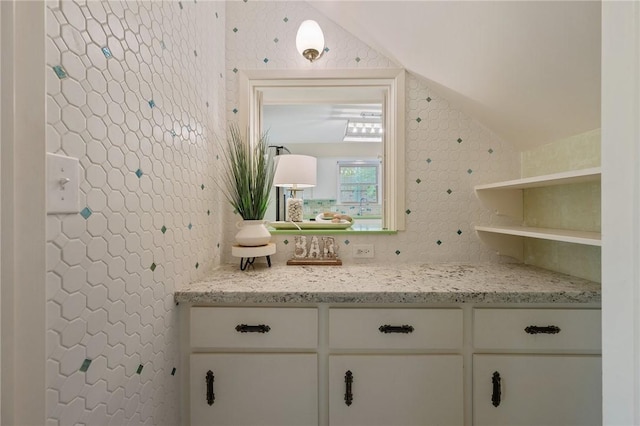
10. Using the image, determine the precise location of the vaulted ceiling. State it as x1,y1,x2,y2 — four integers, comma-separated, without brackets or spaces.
309,1,601,151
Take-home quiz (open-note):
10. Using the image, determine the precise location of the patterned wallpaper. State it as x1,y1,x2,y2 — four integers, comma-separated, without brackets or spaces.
224,0,520,264
45,1,225,424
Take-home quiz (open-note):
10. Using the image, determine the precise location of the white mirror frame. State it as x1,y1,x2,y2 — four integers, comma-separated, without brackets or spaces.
238,68,406,231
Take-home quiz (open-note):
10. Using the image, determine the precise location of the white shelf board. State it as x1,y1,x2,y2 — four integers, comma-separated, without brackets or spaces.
475,225,601,246
475,167,601,191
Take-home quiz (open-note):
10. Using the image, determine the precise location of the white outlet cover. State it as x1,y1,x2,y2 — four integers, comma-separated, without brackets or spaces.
47,153,80,214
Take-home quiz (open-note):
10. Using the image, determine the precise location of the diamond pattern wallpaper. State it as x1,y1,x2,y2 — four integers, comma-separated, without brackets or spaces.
224,1,519,264
45,0,519,424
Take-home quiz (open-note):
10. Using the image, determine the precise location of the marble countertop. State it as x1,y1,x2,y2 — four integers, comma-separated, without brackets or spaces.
175,263,601,305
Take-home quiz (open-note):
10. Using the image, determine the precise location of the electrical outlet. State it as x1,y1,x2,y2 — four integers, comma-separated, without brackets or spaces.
353,244,374,258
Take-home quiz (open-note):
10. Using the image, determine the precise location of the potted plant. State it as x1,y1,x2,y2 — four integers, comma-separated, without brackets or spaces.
220,124,275,246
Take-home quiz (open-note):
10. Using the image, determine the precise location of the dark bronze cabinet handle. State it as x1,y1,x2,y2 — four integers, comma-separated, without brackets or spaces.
525,325,561,335
344,370,353,406
235,324,271,333
206,370,215,406
491,371,501,407
378,324,414,334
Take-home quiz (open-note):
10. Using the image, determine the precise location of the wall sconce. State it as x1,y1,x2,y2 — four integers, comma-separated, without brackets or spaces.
296,20,325,62
273,154,317,222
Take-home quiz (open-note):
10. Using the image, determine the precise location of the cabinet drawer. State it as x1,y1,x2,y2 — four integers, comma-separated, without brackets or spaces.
474,308,601,351
190,307,318,349
329,308,462,349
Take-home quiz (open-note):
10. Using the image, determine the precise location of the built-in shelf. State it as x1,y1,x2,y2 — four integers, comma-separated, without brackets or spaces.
474,167,602,260
475,167,601,191
475,226,601,246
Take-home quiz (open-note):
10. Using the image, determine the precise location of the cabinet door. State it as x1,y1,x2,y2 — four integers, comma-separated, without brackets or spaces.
190,353,317,426
329,355,463,426
473,354,601,426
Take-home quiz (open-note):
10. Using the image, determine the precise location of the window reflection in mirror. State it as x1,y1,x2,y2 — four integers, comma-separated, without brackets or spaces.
239,69,405,232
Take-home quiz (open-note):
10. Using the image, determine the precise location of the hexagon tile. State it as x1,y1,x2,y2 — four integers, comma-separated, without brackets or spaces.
46,1,225,424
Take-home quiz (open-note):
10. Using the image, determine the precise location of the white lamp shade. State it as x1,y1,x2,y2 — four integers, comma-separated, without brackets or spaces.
296,20,325,58
273,154,317,188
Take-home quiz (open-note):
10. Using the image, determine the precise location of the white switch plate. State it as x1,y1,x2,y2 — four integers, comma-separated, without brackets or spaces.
47,153,80,214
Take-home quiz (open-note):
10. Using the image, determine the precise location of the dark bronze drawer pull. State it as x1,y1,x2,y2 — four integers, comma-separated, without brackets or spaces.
379,324,414,334
492,371,501,407
344,370,353,406
525,325,561,335
206,370,215,406
235,324,271,333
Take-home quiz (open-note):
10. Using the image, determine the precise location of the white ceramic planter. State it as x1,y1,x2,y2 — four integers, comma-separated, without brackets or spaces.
235,220,271,246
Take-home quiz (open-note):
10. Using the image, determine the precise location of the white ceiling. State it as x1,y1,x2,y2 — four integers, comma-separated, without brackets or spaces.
309,1,601,151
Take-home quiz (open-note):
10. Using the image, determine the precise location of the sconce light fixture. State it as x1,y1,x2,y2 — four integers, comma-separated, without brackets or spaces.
273,154,317,222
296,20,325,62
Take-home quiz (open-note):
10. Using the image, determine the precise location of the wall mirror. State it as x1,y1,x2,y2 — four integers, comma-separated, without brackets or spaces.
239,69,405,232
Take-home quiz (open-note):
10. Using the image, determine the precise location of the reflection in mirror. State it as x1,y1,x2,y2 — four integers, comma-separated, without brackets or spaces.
239,69,405,232
263,92,384,230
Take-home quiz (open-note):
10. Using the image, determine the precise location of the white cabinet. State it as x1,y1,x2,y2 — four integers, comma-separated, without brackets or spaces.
329,355,463,426
328,308,464,426
190,353,318,426
473,355,601,426
188,307,318,426
474,167,601,260
473,308,602,426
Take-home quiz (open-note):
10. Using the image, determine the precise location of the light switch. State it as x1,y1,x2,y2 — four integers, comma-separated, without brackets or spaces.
47,153,80,214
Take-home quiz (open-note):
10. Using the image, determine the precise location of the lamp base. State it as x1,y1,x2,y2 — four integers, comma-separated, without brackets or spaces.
286,197,304,222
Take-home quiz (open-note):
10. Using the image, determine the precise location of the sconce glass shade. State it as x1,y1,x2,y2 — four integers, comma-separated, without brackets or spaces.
296,20,325,62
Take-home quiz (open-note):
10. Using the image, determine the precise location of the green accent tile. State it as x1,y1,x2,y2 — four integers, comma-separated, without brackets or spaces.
273,37,279,43
217,242,220,248
457,229,462,235
446,189,452,194
233,27,238,33
395,250,401,255
160,40,166,49
80,207,92,219
344,239,350,245
137,364,144,374
283,17,289,22
161,226,167,234
201,184,205,190
188,223,193,230
233,68,238,73
467,169,473,174
206,101,209,107
323,47,330,53
263,58,269,63
194,50,198,57
195,262,199,269
79,358,92,372
169,129,177,137
405,209,411,215
232,108,238,114
52,65,67,79
207,210,210,216
426,158,432,164
171,367,177,376
416,117,422,123
426,97,432,102
150,262,156,271
355,57,361,63
178,1,183,9
488,148,494,154
101,47,112,58
215,12,218,18
135,169,143,178
416,178,422,184
437,240,442,245
283,239,289,245
457,138,463,143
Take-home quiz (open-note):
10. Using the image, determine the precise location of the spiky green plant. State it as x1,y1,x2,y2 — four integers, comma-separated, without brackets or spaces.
220,124,274,220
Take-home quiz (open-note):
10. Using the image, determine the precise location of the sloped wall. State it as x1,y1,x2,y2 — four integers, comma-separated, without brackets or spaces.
45,1,225,424
225,0,520,264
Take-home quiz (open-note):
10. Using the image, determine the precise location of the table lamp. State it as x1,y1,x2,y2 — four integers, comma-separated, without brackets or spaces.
273,154,317,222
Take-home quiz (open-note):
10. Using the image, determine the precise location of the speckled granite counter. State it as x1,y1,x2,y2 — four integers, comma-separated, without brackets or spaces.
175,263,600,305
